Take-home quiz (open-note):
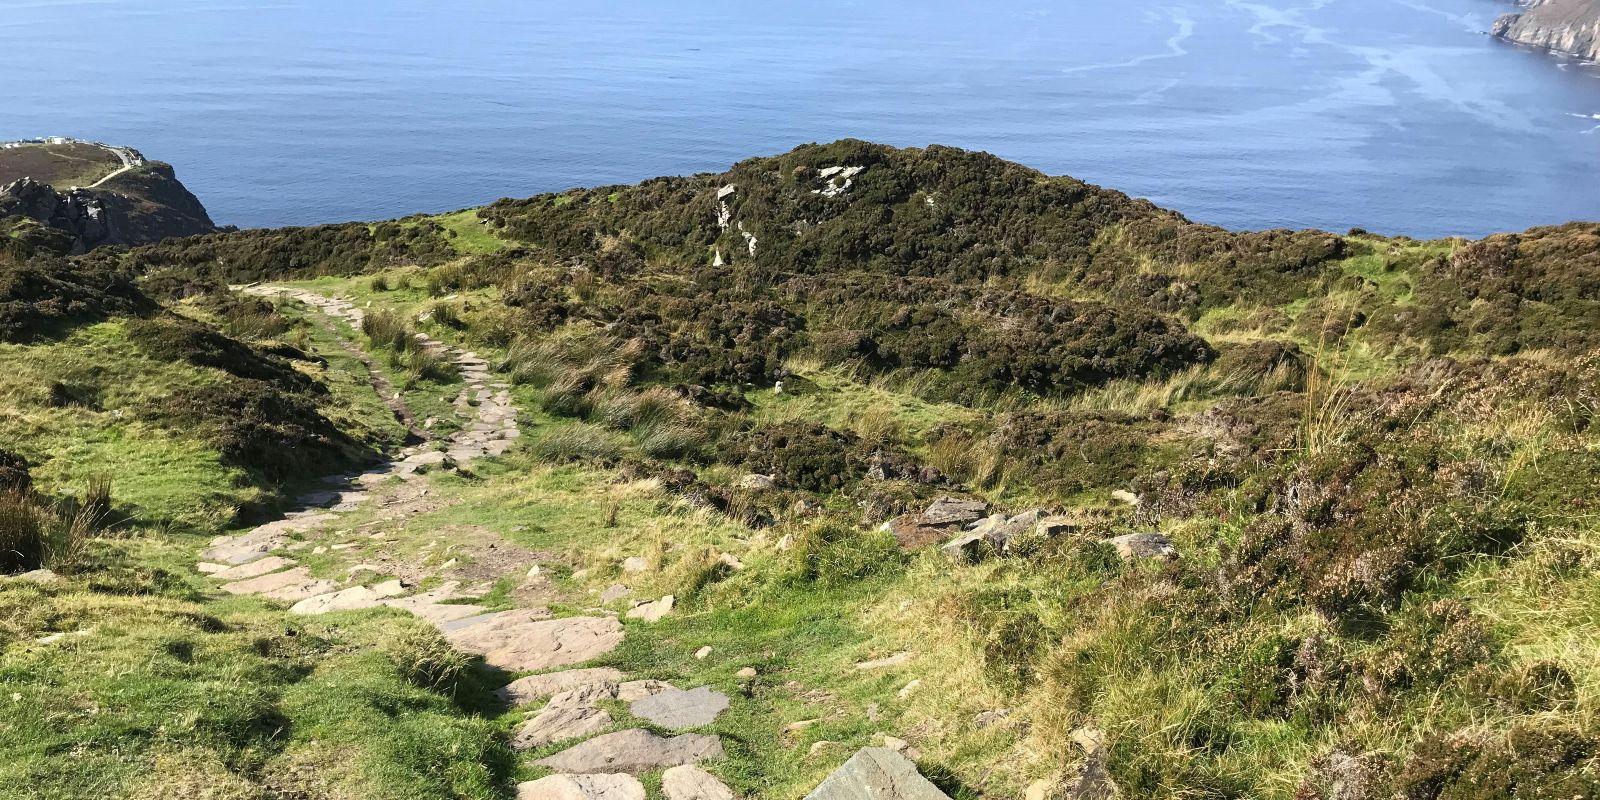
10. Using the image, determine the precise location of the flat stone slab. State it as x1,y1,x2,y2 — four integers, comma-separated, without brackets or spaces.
221,566,334,602
447,614,625,672
513,705,613,750
803,747,950,800
201,514,337,564
662,765,736,800
517,774,645,800
617,679,677,702
288,581,403,615
546,682,620,710
629,686,729,729
497,667,626,706
211,556,296,581
1107,532,1178,561
536,729,724,775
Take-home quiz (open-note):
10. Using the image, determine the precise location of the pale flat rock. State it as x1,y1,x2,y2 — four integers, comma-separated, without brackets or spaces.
448,614,625,672
497,667,626,706
290,585,382,615
803,747,950,800
599,584,630,603
629,686,730,729
200,514,336,564
517,774,645,800
546,681,620,710
211,555,296,581
370,579,407,598
195,562,229,574
617,679,677,702
621,556,649,573
855,652,913,670
222,567,334,602
513,705,614,750
535,729,724,775
662,765,736,800
626,595,674,622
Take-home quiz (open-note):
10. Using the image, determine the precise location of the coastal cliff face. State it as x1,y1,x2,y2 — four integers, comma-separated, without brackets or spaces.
0,161,215,255
1493,0,1600,60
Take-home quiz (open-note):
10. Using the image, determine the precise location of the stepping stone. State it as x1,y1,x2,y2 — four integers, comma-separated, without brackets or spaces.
497,667,626,706
447,614,625,672
439,609,530,634
200,514,337,564
626,595,674,622
546,681,620,710
290,585,385,614
617,679,677,702
195,562,229,574
629,686,730,729
513,705,614,750
535,729,724,776
803,747,950,800
662,765,736,800
516,774,645,800
211,556,296,581
221,566,334,602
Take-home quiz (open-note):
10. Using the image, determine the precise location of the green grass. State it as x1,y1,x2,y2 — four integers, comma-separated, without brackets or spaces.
434,209,512,255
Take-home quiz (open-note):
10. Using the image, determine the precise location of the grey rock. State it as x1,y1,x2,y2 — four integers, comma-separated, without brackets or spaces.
546,681,620,710
535,729,724,775
1106,532,1178,561
513,705,614,750
497,667,625,706
599,584,630,603
629,686,730,728
516,773,646,800
625,595,674,622
661,765,736,800
802,747,950,800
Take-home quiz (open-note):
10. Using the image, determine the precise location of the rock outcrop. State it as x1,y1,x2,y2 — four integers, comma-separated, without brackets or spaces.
0,160,214,254
1492,0,1600,61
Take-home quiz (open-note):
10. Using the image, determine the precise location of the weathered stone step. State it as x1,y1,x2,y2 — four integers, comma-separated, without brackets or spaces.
535,729,724,775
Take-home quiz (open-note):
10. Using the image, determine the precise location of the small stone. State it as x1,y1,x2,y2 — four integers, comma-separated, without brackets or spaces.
694,646,713,660
600,584,630,603
1111,489,1139,505
973,709,1011,729
527,565,543,577
717,553,745,571
735,667,758,679
897,679,921,699
809,741,836,756
776,534,795,552
621,556,649,573
661,764,735,800
1024,779,1057,800
865,703,881,722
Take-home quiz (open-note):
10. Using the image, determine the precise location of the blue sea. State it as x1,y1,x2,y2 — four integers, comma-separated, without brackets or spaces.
3,0,1598,237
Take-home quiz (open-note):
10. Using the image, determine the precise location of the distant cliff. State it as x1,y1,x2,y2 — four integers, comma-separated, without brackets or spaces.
0,158,216,256
1493,0,1600,60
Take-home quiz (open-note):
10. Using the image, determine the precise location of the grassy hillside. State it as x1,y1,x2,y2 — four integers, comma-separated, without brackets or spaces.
3,141,1598,799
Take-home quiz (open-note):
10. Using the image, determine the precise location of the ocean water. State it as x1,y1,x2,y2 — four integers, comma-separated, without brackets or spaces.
2,0,1598,238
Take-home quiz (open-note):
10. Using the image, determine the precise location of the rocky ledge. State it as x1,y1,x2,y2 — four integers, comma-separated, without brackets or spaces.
0,159,215,254
1492,0,1600,61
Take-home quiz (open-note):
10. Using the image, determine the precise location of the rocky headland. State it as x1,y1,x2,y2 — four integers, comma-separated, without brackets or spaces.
1492,0,1600,60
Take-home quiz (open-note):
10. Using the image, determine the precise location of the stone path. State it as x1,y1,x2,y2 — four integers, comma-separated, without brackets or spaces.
195,287,740,800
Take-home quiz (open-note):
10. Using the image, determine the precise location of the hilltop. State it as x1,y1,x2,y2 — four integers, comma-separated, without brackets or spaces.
0,138,215,255
1,141,1597,800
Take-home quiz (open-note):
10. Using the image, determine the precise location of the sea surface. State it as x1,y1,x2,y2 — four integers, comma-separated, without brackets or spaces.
3,0,1599,237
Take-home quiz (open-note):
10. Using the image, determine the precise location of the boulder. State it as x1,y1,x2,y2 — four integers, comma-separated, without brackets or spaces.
802,747,950,800
626,595,675,622
535,729,724,775
497,667,625,706
887,496,989,550
736,474,776,491
629,686,730,728
1106,532,1177,561
939,532,990,564
513,705,614,750
661,765,736,800
517,773,646,800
